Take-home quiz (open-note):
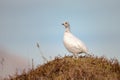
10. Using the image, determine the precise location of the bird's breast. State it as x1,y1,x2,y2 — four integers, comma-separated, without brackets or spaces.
63,32,88,54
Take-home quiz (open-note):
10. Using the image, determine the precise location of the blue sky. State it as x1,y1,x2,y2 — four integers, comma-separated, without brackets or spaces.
0,0,120,78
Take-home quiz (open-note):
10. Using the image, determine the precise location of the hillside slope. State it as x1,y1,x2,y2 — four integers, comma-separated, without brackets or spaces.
10,55,120,80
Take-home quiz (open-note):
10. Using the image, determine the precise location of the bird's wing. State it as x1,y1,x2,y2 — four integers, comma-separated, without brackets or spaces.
69,33,88,52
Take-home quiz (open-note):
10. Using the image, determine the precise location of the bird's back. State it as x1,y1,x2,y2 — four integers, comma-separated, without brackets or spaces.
63,31,88,54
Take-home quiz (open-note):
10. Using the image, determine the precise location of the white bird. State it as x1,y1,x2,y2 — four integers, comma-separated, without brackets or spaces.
62,21,89,58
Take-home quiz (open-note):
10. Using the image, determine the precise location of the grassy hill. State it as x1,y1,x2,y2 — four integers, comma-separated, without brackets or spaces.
9,55,120,80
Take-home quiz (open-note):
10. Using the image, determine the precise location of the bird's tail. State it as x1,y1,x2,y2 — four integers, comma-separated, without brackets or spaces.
85,51,94,57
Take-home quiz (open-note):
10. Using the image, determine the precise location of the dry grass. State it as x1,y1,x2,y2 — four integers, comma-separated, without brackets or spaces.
7,55,120,80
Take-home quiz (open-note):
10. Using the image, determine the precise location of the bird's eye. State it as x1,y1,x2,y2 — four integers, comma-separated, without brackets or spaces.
65,22,67,24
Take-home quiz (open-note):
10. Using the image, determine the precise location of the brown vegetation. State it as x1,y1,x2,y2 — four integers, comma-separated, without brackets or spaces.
8,55,120,80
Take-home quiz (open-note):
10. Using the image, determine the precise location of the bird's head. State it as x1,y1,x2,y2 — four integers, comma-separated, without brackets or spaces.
62,21,70,28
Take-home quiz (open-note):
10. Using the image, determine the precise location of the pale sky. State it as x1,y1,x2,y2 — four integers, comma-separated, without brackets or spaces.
0,0,120,78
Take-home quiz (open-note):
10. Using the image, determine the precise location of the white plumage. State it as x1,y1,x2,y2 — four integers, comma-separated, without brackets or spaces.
62,21,89,57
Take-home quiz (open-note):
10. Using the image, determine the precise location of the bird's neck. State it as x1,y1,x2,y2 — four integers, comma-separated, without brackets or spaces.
65,26,71,32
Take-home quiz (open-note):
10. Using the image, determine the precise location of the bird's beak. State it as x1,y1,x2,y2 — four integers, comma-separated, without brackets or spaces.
62,23,64,25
